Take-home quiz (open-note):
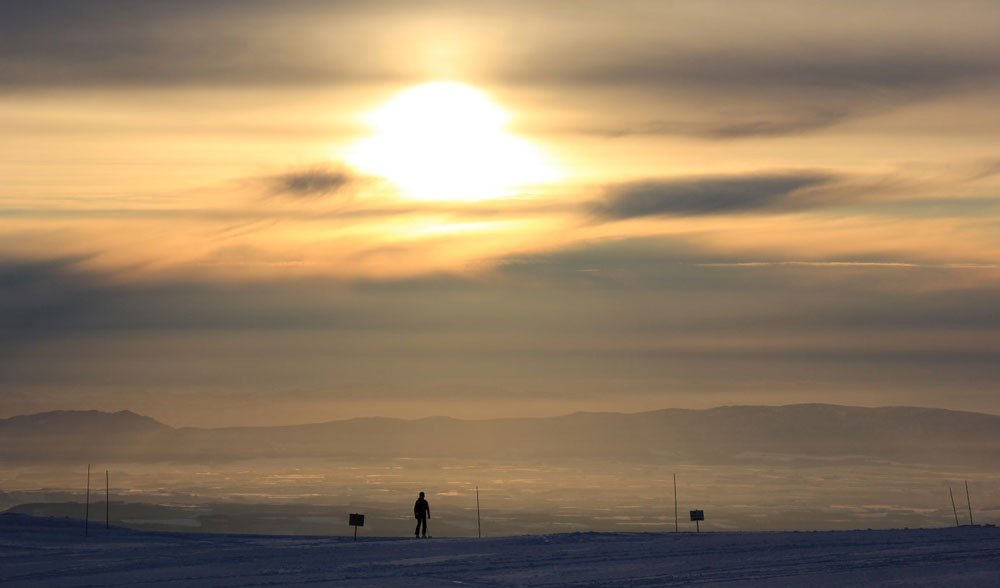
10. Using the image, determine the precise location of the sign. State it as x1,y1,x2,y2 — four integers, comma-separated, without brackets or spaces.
690,510,704,521
349,513,365,541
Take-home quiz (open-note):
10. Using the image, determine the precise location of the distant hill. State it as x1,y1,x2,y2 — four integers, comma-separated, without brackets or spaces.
0,410,171,462
0,409,168,435
2,404,998,467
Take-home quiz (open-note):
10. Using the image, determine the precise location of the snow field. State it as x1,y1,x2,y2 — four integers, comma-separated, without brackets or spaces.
1,513,998,587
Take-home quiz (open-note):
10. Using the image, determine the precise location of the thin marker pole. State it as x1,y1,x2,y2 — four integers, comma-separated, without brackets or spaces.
105,470,110,529
965,480,974,526
949,486,960,527
85,464,91,537
476,485,482,538
673,474,678,533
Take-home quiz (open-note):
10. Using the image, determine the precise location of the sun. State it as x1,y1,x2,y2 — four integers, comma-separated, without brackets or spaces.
345,82,561,201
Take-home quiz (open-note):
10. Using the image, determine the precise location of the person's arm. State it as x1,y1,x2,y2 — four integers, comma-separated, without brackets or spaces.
427,503,430,518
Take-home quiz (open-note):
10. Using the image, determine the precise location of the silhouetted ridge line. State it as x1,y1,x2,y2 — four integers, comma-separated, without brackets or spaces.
2,404,998,466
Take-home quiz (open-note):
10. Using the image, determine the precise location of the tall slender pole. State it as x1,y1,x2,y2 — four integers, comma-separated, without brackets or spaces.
476,485,482,538
965,480,974,526
85,464,91,537
105,470,110,529
949,486,960,527
673,474,678,533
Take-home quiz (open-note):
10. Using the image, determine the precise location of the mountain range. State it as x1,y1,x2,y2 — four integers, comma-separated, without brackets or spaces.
2,404,998,466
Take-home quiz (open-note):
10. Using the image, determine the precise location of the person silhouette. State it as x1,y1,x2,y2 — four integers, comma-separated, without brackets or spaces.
414,491,430,538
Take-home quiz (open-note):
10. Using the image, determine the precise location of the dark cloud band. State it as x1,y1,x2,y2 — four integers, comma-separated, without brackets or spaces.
590,173,833,219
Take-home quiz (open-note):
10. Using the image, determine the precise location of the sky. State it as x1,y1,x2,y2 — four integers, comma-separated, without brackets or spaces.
2,0,999,426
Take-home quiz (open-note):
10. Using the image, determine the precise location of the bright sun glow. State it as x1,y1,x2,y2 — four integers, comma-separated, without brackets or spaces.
345,82,561,201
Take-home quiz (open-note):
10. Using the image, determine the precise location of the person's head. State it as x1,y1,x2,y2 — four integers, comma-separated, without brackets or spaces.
419,491,425,498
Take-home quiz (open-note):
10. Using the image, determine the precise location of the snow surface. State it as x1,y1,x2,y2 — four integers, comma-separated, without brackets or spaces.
2,513,998,587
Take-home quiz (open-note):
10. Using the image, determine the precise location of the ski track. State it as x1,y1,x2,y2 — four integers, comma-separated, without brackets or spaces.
1,514,999,587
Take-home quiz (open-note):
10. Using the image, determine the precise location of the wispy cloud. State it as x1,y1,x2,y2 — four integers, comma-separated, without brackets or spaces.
699,261,999,269
4,1,998,146
573,110,853,139
268,167,364,199
589,173,834,219
4,234,1000,421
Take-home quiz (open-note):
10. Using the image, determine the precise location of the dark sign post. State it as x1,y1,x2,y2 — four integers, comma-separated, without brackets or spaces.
690,509,704,532
476,485,482,538
349,513,365,541
105,470,110,530
84,464,91,537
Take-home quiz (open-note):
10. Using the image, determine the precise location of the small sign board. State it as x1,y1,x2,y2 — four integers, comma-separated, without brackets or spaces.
349,513,365,527
690,510,704,522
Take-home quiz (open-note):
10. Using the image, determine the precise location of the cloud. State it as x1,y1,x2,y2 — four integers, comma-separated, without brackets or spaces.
5,1,998,141
559,49,999,92
576,110,853,140
536,46,1000,138
4,242,1000,421
0,256,112,347
503,3,1000,138
0,1,401,89
589,173,834,219
268,168,361,199
2,244,997,359
699,261,998,269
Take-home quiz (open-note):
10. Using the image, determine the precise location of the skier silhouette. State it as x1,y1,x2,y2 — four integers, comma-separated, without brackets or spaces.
414,491,430,538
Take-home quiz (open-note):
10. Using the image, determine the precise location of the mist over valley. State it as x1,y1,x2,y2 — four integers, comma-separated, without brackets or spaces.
3,404,996,537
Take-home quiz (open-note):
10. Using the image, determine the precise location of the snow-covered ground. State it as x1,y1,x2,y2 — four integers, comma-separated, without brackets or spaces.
2,513,998,587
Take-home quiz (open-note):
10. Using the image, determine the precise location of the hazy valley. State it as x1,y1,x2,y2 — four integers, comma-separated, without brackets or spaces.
2,404,997,537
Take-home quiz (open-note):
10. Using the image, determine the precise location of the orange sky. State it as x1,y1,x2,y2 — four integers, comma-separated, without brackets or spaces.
2,1,999,425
